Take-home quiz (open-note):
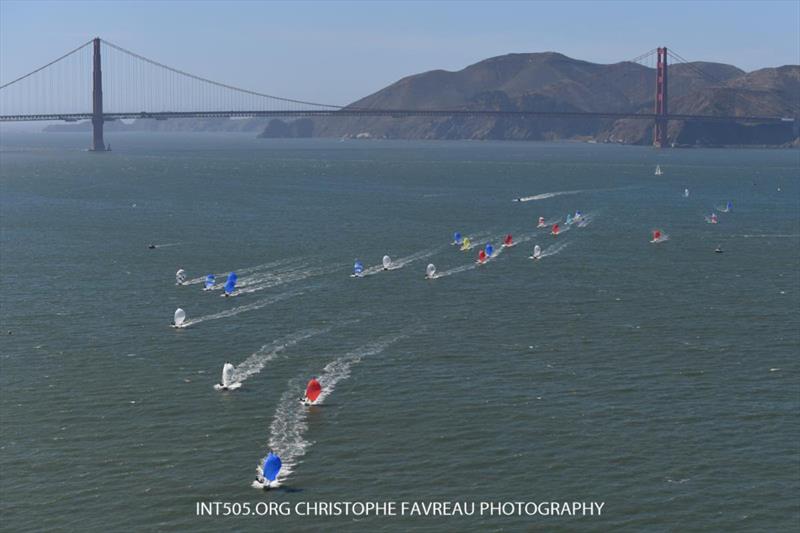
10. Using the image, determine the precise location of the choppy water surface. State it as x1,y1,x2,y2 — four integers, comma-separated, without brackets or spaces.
1,132,798,531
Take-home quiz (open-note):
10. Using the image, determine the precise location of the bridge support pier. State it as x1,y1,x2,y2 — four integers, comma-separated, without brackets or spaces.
653,46,668,148
90,37,106,151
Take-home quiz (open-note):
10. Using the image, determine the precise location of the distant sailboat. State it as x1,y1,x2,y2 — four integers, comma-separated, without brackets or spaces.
502,234,514,248
452,232,462,246
537,216,546,228
655,165,663,176
460,237,471,251
382,255,392,270
223,272,237,296
485,243,494,258
551,223,560,236
477,249,488,264
352,260,364,277
531,244,542,260
684,188,690,198
204,274,216,291
172,308,186,328
176,269,186,285
425,263,436,279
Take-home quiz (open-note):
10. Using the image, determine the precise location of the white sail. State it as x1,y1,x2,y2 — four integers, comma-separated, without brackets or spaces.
221,363,235,388
174,308,186,327
426,263,436,278
382,255,392,269
684,188,690,198
176,269,186,285
533,244,542,259
654,165,663,176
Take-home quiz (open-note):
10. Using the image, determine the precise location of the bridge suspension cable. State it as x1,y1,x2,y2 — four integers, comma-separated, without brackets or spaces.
101,39,344,112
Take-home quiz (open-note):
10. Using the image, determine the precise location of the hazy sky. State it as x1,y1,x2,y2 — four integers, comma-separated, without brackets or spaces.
1,0,798,105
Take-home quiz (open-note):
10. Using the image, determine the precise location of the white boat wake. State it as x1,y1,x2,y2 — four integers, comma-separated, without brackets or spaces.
261,334,406,484
516,189,585,202
361,246,443,276
180,290,304,327
184,258,304,285
539,241,570,258
228,326,335,385
232,264,342,295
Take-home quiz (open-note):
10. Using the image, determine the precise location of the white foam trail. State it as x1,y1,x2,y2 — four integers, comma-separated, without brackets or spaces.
230,327,333,384
651,234,670,244
361,246,442,276
516,189,585,202
539,241,570,258
263,335,406,483
153,242,182,248
181,291,303,327
233,264,343,296
185,258,303,285
733,234,800,238
431,262,478,279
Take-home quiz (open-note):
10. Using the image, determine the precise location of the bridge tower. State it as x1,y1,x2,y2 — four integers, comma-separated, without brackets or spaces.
90,37,106,151
653,46,668,148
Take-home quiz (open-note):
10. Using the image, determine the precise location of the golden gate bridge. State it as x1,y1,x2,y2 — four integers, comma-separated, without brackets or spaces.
0,37,794,150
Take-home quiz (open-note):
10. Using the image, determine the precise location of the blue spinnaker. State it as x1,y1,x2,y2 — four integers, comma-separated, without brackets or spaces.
354,260,364,275
227,272,237,284
485,243,494,257
224,279,236,294
263,452,282,482
453,232,462,244
204,274,215,289
727,201,733,212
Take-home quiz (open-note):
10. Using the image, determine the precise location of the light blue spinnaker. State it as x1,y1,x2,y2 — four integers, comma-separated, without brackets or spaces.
204,274,215,290
354,260,364,276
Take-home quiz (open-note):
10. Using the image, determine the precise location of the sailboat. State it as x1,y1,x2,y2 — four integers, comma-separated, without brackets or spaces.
654,165,663,176
460,237,472,251
172,308,186,328
254,452,282,490
222,272,237,297
452,232,462,246
214,362,240,391
530,244,542,260
175,269,186,285
351,260,364,278
502,234,515,248
382,255,392,270
425,263,436,279
537,216,546,228
551,223,560,236
203,274,216,291
301,377,322,405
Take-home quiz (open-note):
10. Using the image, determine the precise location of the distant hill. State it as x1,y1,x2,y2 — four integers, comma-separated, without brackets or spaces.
302,52,798,146
46,52,799,146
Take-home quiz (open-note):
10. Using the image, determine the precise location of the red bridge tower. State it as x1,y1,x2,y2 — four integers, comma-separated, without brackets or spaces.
653,47,668,148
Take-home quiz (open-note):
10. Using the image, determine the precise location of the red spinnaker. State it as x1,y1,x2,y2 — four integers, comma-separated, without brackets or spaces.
504,234,513,245
478,250,487,262
552,223,559,235
653,230,661,240
305,378,322,402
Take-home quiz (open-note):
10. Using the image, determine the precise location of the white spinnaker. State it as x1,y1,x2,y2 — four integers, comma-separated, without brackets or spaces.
382,255,392,269
426,263,436,278
174,308,186,326
221,363,235,387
